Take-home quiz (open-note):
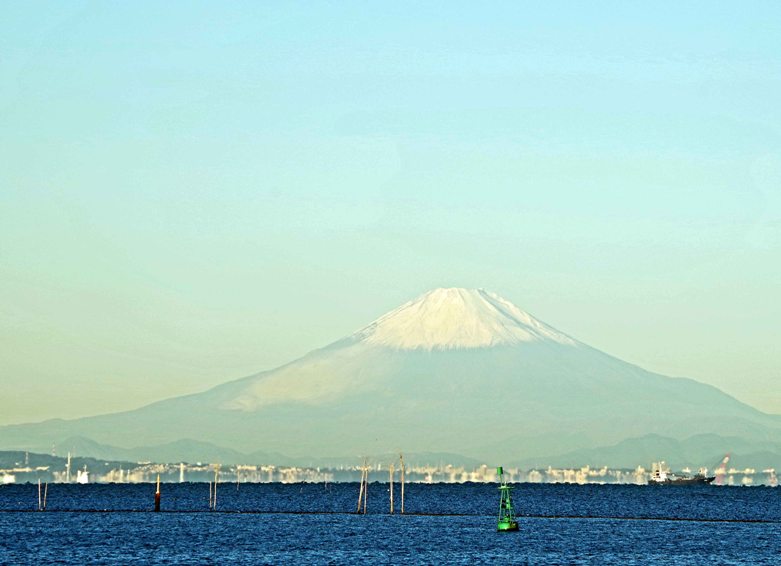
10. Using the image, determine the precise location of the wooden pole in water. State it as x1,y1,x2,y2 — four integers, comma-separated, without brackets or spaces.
43,483,48,511
356,466,365,513
208,481,213,511
213,467,219,511
400,453,405,514
154,474,161,512
37,479,41,511
362,466,368,514
389,463,394,514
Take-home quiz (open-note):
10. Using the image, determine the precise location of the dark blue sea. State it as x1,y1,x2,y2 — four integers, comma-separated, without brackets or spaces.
1,483,778,564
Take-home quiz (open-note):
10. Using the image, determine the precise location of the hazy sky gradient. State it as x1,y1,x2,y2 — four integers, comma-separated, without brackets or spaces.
2,1,780,424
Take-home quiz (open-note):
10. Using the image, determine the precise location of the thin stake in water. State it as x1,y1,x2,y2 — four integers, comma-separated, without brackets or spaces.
154,474,161,512
213,466,219,511
356,460,367,513
399,453,405,514
389,463,394,514
363,466,368,514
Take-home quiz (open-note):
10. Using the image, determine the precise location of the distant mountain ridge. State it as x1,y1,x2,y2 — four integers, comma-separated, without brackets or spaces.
516,433,781,471
51,436,282,466
2,288,779,468
29,433,781,472
0,449,134,476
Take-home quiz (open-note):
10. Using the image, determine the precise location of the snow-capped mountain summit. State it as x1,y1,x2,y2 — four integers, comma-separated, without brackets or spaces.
353,288,577,350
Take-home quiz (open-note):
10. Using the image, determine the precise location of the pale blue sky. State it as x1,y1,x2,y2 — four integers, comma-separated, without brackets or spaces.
1,1,780,424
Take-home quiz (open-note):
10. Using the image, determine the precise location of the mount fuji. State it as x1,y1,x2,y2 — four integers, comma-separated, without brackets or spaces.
3,288,780,466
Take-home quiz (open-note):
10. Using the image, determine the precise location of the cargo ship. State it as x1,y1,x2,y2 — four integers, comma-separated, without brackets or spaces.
648,461,715,485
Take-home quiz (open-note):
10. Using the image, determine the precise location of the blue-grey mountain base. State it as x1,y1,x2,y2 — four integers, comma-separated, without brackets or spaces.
2,289,779,468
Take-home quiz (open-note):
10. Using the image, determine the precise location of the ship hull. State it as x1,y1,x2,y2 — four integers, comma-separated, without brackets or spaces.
648,476,715,486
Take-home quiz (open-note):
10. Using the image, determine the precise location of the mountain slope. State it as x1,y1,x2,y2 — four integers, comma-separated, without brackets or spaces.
518,433,781,470
2,288,779,466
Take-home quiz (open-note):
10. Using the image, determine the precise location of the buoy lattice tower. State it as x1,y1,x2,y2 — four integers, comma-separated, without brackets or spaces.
496,466,519,532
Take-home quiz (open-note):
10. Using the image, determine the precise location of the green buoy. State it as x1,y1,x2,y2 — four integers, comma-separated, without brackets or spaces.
496,466,519,532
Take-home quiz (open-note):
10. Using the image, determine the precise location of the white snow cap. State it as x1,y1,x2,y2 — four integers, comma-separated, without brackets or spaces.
354,288,577,350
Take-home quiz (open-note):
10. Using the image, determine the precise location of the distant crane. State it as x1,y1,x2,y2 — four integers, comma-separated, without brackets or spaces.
714,454,730,486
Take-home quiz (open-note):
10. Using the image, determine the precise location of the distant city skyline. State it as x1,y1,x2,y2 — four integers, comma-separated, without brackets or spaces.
1,1,780,424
